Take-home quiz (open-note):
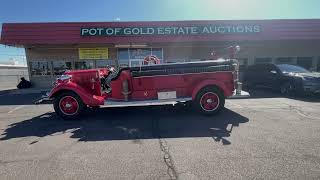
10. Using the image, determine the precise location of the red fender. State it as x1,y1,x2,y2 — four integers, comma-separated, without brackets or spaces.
49,82,104,106
191,79,229,100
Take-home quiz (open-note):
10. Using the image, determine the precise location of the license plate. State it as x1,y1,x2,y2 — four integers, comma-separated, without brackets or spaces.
157,91,177,100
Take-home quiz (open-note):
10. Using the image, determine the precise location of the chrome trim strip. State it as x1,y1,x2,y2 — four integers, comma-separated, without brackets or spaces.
132,71,233,78
102,97,192,108
33,95,52,104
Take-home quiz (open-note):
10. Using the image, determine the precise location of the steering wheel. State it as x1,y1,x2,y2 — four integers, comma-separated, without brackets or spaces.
143,55,160,65
101,66,118,91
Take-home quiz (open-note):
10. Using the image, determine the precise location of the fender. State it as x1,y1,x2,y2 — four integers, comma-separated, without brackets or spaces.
191,79,229,100
49,82,104,106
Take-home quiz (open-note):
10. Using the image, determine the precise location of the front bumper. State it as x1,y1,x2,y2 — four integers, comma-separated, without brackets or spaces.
303,83,320,94
228,82,250,99
33,92,53,104
228,90,250,99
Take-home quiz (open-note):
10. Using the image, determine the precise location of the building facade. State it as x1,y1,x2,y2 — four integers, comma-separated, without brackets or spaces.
1,19,320,87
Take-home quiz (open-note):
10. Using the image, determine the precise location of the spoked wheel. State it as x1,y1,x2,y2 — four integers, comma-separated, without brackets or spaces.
54,92,84,120
194,86,225,115
280,82,294,96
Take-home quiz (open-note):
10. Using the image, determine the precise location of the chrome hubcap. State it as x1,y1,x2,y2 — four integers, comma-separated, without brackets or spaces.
200,92,220,111
59,96,79,115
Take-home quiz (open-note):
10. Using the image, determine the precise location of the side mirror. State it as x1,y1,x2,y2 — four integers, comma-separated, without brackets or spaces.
270,70,277,74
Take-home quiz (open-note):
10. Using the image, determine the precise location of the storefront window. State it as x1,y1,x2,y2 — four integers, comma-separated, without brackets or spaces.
119,60,129,68
96,60,115,68
130,60,142,67
189,59,201,62
30,61,51,76
166,59,186,63
255,57,272,64
118,48,129,67
275,57,293,64
118,48,129,59
238,58,248,71
52,61,72,75
317,57,320,72
118,48,163,67
75,60,94,70
129,48,151,59
297,57,313,70
152,48,163,64
152,48,163,59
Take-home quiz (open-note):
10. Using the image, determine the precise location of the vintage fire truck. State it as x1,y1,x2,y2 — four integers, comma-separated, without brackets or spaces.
35,46,249,120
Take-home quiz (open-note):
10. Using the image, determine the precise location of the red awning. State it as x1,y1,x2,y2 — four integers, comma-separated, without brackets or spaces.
1,19,320,46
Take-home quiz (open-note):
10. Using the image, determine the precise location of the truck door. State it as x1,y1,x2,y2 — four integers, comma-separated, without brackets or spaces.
249,64,266,87
264,64,281,89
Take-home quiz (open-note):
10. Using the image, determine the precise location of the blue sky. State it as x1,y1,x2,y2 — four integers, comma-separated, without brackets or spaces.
1,0,320,64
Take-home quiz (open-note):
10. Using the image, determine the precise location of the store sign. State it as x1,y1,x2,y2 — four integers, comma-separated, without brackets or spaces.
79,48,109,59
80,25,261,36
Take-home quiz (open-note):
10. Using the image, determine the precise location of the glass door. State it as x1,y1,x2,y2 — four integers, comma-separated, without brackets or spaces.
117,48,163,67
129,48,151,67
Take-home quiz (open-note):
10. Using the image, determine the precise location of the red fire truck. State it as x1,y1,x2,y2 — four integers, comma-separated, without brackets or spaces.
35,46,249,119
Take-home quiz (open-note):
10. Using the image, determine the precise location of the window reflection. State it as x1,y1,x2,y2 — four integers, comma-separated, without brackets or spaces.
118,48,163,67
129,48,151,59
255,57,272,64
75,60,94,70
30,61,51,76
96,60,115,68
53,61,72,75
152,48,163,59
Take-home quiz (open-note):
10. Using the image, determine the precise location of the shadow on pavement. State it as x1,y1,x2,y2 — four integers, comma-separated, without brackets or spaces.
0,105,249,145
1,88,319,106
0,93,43,105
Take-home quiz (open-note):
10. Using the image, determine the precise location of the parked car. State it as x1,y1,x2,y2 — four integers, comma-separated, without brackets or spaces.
243,63,320,96
35,56,249,120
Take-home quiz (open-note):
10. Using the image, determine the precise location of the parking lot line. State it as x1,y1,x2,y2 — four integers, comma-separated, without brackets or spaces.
7,105,25,114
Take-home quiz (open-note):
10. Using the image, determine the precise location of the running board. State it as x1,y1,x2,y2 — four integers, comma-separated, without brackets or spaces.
102,97,192,108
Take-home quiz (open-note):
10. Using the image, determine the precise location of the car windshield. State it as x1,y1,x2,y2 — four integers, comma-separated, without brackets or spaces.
277,64,310,73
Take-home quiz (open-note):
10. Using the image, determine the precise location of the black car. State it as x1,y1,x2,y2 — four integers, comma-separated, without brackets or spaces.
243,63,320,95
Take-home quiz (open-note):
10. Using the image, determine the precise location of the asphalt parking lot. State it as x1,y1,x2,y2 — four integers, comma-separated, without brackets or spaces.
0,90,320,180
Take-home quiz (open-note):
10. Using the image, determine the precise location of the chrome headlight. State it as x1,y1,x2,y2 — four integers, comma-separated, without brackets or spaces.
57,74,72,81
55,74,72,85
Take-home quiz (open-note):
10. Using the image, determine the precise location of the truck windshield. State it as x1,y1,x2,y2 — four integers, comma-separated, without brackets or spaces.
277,64,310,73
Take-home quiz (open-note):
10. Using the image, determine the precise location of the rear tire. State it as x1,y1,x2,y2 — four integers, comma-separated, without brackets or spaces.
53,92,84,120
194,86,225,115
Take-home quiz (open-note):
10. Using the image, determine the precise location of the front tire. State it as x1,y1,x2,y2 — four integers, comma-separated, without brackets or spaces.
280,82,295,96
194,86,225,115
54,92,84,120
